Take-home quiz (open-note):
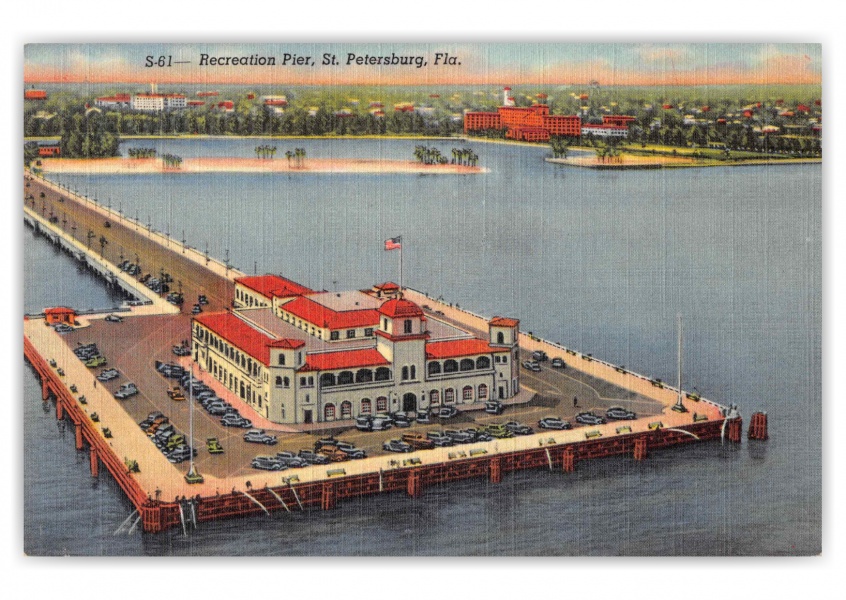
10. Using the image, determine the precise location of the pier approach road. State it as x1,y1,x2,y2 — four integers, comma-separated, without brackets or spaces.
24,174,235,314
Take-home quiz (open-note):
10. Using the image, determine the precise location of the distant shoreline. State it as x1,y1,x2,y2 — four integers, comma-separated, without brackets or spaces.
39,157,487,175
546,155,821,170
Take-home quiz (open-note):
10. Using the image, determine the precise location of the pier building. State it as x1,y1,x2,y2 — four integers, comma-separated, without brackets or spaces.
192,277,520,425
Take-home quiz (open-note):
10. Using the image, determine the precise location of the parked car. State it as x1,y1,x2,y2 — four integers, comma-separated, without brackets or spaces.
551,357,566,369
118,260,129,271
155,361,185,378
145,417,170,435
426,431,455,447
504,421,534,436
206,438,224,454
104,314,124,323
191,304,203,315
314,436,341,451
139,412,164,429
415,411,432,424
391,412,412,428
207,403,231,416
243,429,278,445
298,449,330,465
538,417,572,430
166,292,184,306
53,324,74,334
167,386,186,401
84,355,107,368
444,429,474,444
317,447,349,462
370,414,393,431
198,294,209,305
461,428,493,442
275,451,309,468
172,345,191,357
484,400,505,415
575,412,607,425
96,368,119,382
251,456,286,471
437,406,459,419
605,407,637,421
115,383,138,400
521,360,541,372
355,415,374,431
485,423,514,439
166,445,196,464
532,350,548,362
402,432,436,450
383,439,413,453
220,414,252,428
335,442,367,459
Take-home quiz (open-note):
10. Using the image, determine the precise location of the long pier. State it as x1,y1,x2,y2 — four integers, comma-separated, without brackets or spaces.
23,169,759,534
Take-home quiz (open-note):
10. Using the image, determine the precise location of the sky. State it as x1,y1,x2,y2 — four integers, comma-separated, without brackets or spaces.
24,43,822,87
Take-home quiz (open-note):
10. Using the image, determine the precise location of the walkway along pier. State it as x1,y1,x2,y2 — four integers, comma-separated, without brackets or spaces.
23,169,764,533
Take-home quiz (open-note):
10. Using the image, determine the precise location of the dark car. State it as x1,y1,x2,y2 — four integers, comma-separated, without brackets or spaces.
166,445,197,464
139,412,165,429
444,429,474,444
298,449,330,465
426,431,454,447
275,451,309,468
538,417,572,430
114,383,138,399
391,412,412,428
605,407,637,421
243,429,278,445
484,400,505,415
191,304,203,315
383,439,413,453
437,406,459,419
575,412,607,425
531,350,548,362
335,442,367,459
504,421,534,436
551,358,566,369
96,368,119,382
104,314,124,323
415,411,432,424
461,428,493,442
198,294,209,305
251,456,286,471
355,415,374,431
172,345,191,357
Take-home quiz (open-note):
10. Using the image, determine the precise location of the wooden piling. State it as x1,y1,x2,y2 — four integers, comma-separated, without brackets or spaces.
75,422,84,450
55,397,63,421
321,482,335,510
727,418,743,443
407,469,422,498
562,447,576,473
489,457,502,483
89,447,99,478
748,412,768,440
633,437,648,460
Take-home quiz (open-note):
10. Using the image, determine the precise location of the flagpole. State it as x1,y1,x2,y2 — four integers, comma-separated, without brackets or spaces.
399,235,403,293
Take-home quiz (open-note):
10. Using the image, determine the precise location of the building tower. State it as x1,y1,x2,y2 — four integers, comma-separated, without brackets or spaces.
376,298,430,412
489,316,520,400
503,87,515,107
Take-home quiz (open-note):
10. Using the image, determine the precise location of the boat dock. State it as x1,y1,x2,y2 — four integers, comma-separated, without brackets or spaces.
23,170,764,534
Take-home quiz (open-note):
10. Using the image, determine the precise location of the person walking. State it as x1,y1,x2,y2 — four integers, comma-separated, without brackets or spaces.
573,396,578,408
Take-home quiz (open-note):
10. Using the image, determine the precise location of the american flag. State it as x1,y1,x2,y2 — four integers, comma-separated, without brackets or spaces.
384,236,402,251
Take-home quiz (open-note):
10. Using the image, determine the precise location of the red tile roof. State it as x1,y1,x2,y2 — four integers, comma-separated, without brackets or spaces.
45,306,75,315
379,298,423,318
299,349,390,372
489,316,519,327
194,312,304,365
281,296,380,330
236,274,313,299
425,338,507,359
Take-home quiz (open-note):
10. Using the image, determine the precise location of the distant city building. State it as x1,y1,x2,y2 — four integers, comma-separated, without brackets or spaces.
95,94,131,109
193,275,521,424
464,91,582,141
25,89,47,100
131,93,186,111
580,123,629,138
262,95,288,106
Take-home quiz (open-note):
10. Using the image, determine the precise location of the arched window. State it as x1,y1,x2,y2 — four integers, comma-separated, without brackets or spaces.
401,366,409,381
376,396,388,412
478,384,488,401
338,371,353,385
460,359,474,371
340,401,352,419
476,356,491,369
355,369,373,383
360,398,372,415
429,390,440,406
275,376,283,387
497,332,504,344
324,403,336,421
283,377,290,388
320,373,336,387
404,319,412,334
375,367,391,381
444,388,455,404
444,360,458,373
428,361,441,375
410,365,416,380
278,353,285,366
462,385,473,402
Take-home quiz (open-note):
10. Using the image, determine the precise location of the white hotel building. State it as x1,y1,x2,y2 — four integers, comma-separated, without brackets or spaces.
131,93,187,111
191,275,521,425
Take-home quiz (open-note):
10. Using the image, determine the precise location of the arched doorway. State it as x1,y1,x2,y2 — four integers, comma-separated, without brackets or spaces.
402,392,417,413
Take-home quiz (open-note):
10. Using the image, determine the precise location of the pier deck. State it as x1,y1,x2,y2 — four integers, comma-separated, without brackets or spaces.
23,170,739,533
